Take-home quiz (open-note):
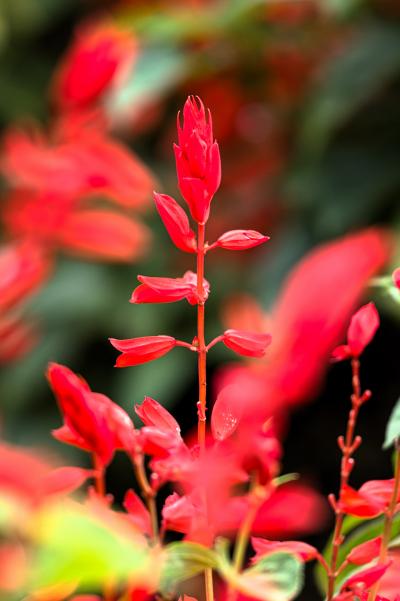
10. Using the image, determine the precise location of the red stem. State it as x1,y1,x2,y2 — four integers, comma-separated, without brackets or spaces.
93,453,106,497
327,358,366,600
197,223,207,450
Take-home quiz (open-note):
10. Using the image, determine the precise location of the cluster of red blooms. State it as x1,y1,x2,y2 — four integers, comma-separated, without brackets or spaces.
1,97,388,601
0,20,154,362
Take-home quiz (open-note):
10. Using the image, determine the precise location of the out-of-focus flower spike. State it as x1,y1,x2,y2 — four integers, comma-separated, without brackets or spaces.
209,229,270,251
109,335,176,367
222,329,272,358
153,192,197,253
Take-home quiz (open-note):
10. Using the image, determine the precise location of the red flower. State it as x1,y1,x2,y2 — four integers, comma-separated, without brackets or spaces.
332,302,380,362
52,20,136,110
174,96,221,224
109,335,177,367
222,329,272,358
153,192,197,253
47,363,135,465
251,537,318,562
340,479,400,518
211,230,269,251
3,125,154,209
131,271,210,305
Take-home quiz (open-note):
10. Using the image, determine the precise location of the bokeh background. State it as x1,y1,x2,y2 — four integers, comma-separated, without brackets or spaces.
1,1,400,598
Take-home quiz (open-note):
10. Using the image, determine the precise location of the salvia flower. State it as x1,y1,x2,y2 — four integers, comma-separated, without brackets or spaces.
109,335,177,367
222,329,272,357
211,229,269,251
153,193,197,253
332,302,380,362
131,271,210,305
174,96,221,224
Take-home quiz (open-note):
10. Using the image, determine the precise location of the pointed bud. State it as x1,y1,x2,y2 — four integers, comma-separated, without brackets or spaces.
153,192,196,253
109,335,176,367
332,302,380,361
213,230,269,251
135,397,181,438
222,329,272,358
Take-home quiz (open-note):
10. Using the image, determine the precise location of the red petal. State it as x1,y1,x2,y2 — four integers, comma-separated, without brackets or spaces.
211,385,242,441
109,335,176,367
340,484,384,518
347,536,382,566
215,230,269,251
153,192,196,253
60,210,150,262
222,329,272,358
123,489,152,536
162,492,196,533
342,562,391,591
331,344,351,362
131,275,192,304
347,302,380,357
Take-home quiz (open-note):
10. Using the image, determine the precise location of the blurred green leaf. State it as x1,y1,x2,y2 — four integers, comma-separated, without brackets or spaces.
383,396,400,450
161,541,217,591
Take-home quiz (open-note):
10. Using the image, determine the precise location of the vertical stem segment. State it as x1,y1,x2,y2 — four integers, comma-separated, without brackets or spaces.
327,359,364,600
368,439,400,601
196,223,214,601
197,223,207,450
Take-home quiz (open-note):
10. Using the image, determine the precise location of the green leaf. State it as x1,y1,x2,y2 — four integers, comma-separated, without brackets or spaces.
383,397,400,449
217,541,303,601
161,542,217,592
30,501,155,591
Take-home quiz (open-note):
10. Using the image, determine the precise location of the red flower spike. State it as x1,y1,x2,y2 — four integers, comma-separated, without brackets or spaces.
174,96,221,223
341,562,391,592
153,192,197,253
109,335,176,367
213,230,270,251
347,536,382,566
52,20,136,110
393,267,400,289
135,397,181,438
131,272,209,305
332,302,380,361
123,489,152,536
251,536,318,562
222,329,272,358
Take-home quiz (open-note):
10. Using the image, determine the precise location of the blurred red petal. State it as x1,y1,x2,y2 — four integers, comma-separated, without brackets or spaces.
347,302,380,357
251,536,318,562
60,209,150,261
42,466,95,496
123,489,152,536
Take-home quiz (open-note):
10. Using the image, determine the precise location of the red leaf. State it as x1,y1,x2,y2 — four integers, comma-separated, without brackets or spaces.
154,192,196,253
222,329,272,358
109,335,176,367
